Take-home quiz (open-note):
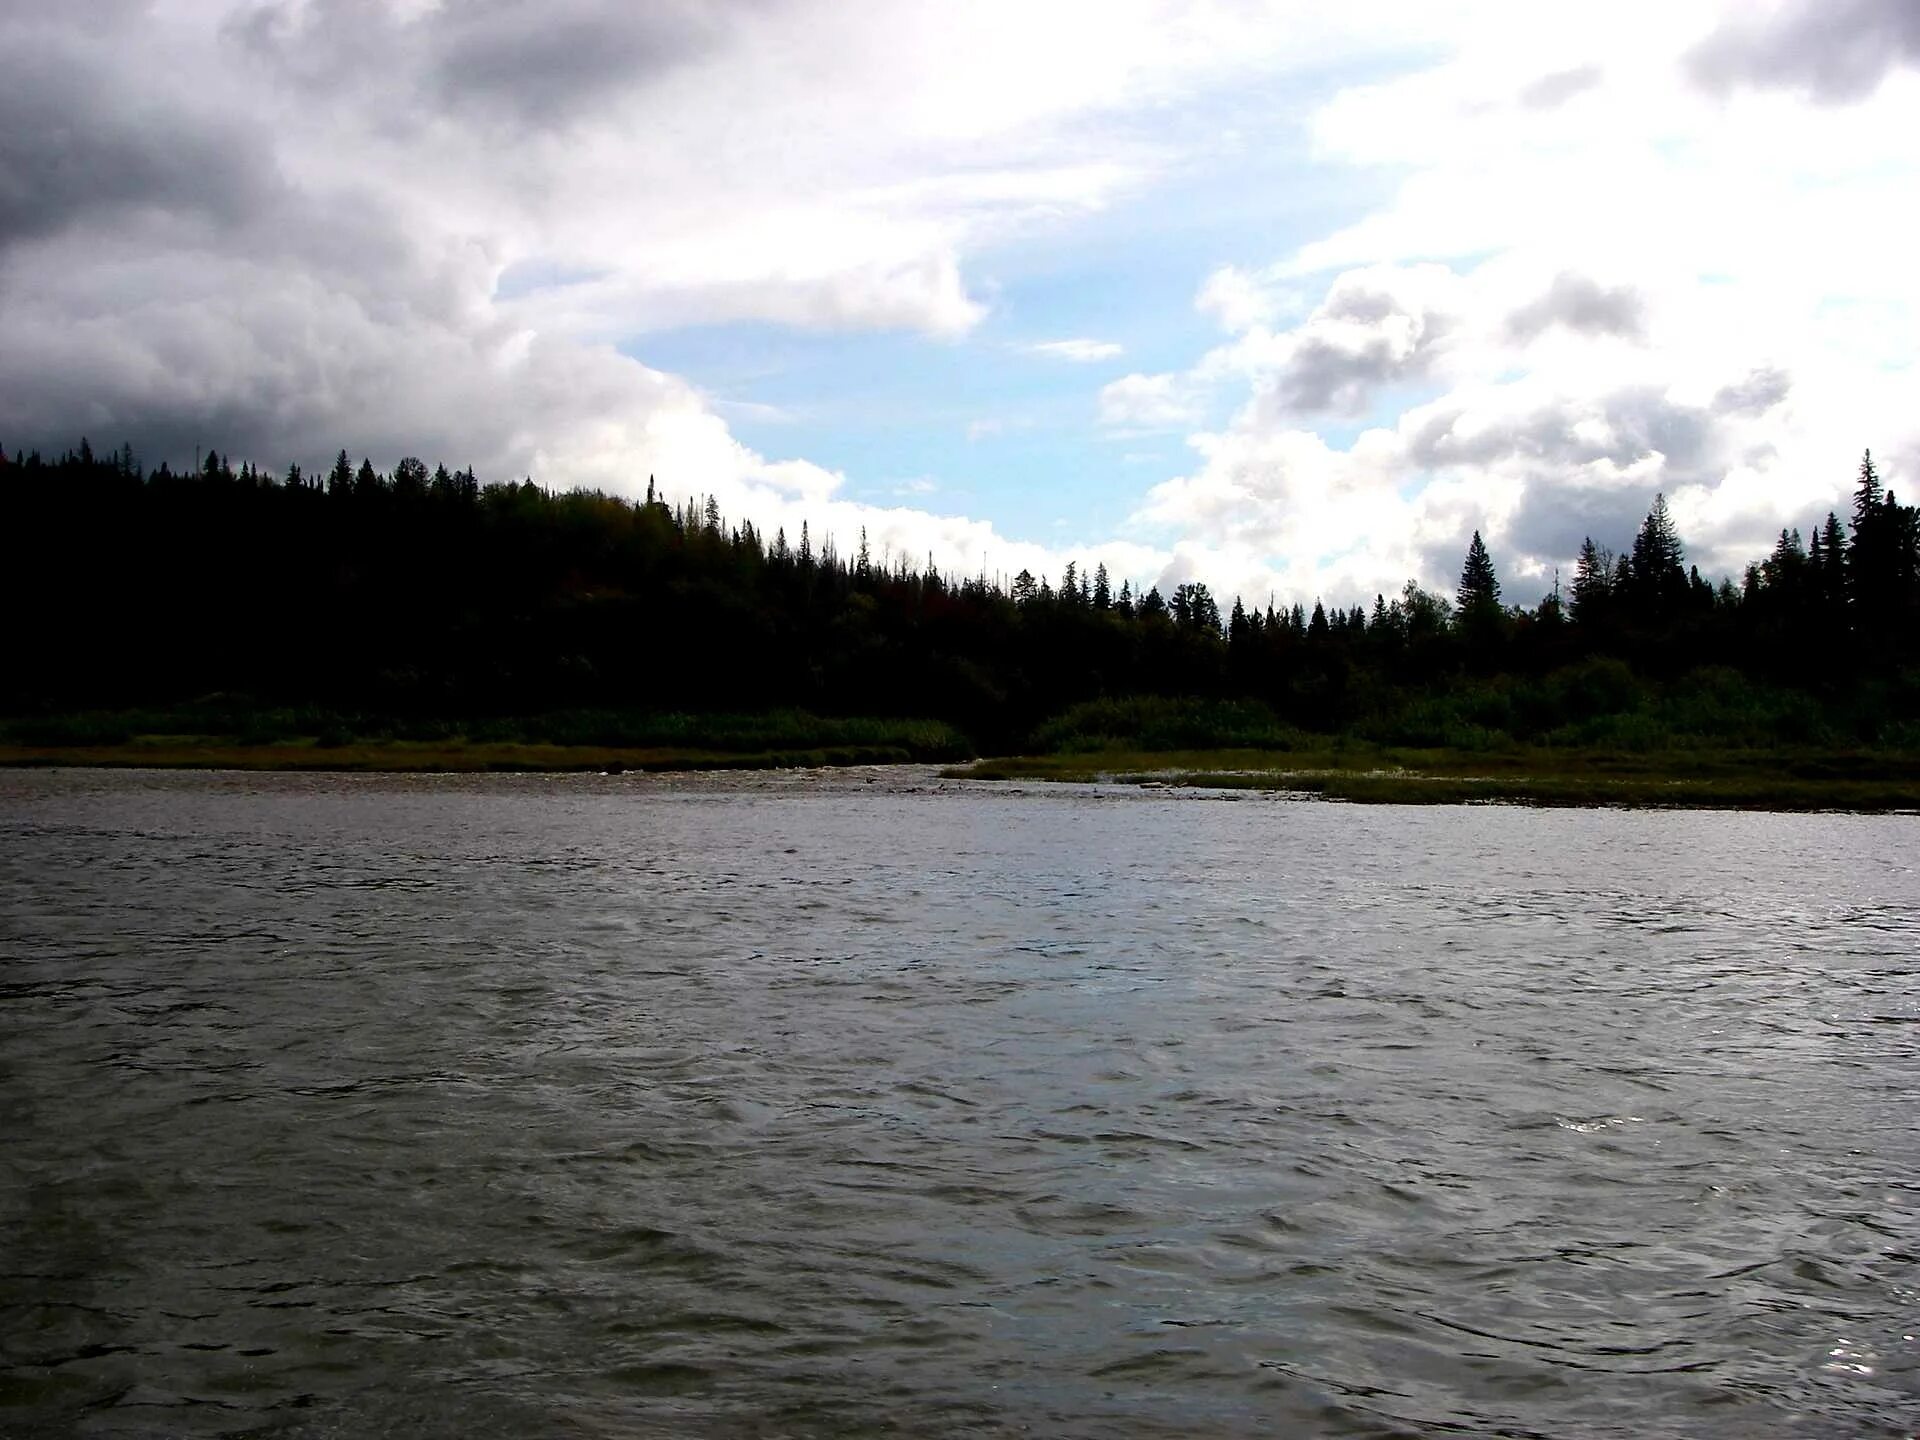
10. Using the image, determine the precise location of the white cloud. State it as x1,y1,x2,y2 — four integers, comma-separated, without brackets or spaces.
1114,4,1920,606
1098,372,1205,430
1196,265,1287,333
1023,337,1125,362
5,0,1918,618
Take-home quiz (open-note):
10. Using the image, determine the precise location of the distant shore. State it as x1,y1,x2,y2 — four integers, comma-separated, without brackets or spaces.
0,707,971,775
7,736,1920,810
0,739,931,774
943,745,1920,811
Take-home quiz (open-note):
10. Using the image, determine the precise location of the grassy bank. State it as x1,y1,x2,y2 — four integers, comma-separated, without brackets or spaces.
945,745,1920,811
0,706,971,773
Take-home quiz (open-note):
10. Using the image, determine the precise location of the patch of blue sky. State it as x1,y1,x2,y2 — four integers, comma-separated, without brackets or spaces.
492,258,606,302
629,57,1415,543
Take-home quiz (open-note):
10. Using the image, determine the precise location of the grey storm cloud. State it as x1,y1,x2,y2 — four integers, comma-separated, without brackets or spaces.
1272,334,1418,414
1410,384,1727,566
1406,385,1715,476
1263,278,1454,417
1687,0,1920,102
0,46,280,251
228,0,755,131
1438,377,1818,581
424,1,731,127
0,0,754,484
1504,273,1647,344
1712,366,1792,417
1502,480,1672,571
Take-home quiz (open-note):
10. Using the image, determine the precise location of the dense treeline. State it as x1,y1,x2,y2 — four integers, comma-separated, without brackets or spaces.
4,440,1918,752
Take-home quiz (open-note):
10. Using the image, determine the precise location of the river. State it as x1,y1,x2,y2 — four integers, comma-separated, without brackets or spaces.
2,768,1916,1437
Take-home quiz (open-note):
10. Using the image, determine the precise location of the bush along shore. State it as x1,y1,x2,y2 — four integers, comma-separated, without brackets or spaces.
5,440,1919,806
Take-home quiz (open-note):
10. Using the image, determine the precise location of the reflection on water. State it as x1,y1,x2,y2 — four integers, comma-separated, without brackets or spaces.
2,767,1917,1437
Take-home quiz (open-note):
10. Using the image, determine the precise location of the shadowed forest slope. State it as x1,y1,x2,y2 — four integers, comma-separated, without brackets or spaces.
5,443,1918,755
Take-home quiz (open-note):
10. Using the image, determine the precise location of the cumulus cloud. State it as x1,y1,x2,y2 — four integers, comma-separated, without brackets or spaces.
1133,360,1819,606
0,43,279,251
1687,0,1920,102
1196,265,1289,332
1128,229,1897,605
1503,272,1648,343
1,0,1350,597
1712,366,1793,417
1252,265,1462,416
8,0,1920,616
1113,3,1920,606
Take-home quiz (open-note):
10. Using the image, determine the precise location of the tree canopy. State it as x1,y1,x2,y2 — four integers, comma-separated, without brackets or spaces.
4,440,1917,749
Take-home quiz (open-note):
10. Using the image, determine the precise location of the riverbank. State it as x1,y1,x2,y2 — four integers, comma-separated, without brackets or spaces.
0,738,940,773
8,715,1920,810
943,745,1920,810
0,706,971,773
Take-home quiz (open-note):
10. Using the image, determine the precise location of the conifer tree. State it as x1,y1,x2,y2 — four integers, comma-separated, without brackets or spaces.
1627,493,1688,619
1852,449,1883,533
1455,530,1500,615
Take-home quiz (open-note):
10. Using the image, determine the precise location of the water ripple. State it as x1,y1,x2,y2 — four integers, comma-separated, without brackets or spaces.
1,767,1916,1437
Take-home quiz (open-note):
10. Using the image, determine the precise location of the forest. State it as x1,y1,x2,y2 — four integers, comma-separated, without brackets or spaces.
3,440,1918,764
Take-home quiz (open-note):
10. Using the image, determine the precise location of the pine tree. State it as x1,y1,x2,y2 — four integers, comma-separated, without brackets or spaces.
1852,449,1883,534
1822,511,1847,594
1848,450,1900,633
1455,530,1500,615
1092,563,1111,611
1628,493,1688,619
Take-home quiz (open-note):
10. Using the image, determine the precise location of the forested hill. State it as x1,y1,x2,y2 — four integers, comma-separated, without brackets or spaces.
4,442,1918,753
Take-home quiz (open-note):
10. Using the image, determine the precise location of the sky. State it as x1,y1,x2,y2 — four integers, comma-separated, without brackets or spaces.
3,0,1917,610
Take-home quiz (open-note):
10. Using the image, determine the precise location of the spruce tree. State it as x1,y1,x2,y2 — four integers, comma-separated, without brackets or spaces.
1628,493,1687,619
1852,449,1883,533
1455,530,1500,616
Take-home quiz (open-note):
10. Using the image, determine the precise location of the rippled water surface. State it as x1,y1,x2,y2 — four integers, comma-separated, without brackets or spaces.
2,768,1918,1438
